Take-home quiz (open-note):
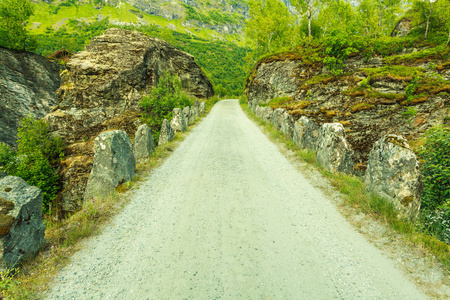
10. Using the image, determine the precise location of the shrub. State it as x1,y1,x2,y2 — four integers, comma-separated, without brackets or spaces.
140,72,194,143
0,117,64,214
419,126,450,244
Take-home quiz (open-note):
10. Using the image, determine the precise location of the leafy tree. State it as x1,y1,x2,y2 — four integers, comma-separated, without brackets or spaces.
317,1,359,37
245,0,294,58
357,0,381,38
0,0,36,50
291,0,326,38
413,0,436,39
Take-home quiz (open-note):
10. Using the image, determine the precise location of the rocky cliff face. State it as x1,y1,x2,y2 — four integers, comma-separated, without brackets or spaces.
245,52,449,168
0,47,60,146
46,28,213,213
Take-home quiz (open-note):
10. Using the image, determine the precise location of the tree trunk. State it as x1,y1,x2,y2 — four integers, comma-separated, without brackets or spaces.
425,17,430,39
308,12,312,38
446,29,450,47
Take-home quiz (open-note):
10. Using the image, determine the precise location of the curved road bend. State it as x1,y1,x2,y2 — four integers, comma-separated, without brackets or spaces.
47,100,426,299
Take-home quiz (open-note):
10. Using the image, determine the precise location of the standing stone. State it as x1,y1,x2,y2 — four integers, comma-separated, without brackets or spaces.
281,111,294,140
158,119,175,146
84,130,135,202
170,108,187,133
255,106,264,118
316,123,354,174
260,107,273,123
364,134,423,219
183,106,190,126
293,116,320,151
199,101,206,114
134,124,155,164
271,108,287,131
0,176,45,269
189,106,197,124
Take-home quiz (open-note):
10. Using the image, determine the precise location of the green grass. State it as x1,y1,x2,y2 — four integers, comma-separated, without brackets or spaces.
241,101,450,272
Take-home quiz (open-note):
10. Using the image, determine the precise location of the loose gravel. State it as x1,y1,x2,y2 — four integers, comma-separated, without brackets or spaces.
46,100,427,299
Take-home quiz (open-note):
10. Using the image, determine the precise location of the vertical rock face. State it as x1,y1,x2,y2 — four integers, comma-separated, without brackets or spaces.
0,176,45,269
364,135,423,219
271,108,287,131
183,106,190,126
170,108,187,133
134,124,155,164
293,116,320,151
316,123,354,174
281,111,294,140
0,48,60,146
84,130,135,202
158,119,175,146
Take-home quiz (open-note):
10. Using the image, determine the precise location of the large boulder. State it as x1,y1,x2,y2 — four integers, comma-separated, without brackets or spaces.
84,130,135,202
170,108,187,133
158,119,174,146
199,101,206,114
271,108,287,131
134,124,155,164
281,111,294,140
255,106,264,119
183,106,190,126
293,116,320,151
189,106,197,124
261,107,274,123
0,48,60,146
316,123,354,174
44,28,213,212
0,176,45,269
364,135,423,219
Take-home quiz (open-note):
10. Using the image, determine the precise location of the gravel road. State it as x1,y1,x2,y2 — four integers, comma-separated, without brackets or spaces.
47,100,426,299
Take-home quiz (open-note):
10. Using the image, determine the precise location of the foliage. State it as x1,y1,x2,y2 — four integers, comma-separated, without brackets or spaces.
245,0,294,58
323,31,358,76
183,4,243,25
0,117,64,214
0,0,36,51
140,72,194,143
402,106,417,122
419,126,450,244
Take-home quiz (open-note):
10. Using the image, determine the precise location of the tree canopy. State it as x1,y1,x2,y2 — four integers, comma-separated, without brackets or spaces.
0,0,35,51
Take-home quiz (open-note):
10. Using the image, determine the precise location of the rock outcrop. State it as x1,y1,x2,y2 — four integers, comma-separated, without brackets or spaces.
316,123,354,174
0,47,60,146
245,52,449,167
44,28,213,213
84,130,135,202
158,119,175,146
293,116,320,151
0,176,45,269
170,108,187,133
364,135,423,219
134,124,155,164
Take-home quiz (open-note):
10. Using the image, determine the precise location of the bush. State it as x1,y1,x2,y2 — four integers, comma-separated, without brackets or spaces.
419,126,450,244
140,72,194,143
0,117,64,214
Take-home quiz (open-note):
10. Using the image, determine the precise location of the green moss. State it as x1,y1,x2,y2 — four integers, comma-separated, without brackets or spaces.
306,74,335,85
384,45,450,65
268,96,293,108
366,91,403,100
361,65,424,79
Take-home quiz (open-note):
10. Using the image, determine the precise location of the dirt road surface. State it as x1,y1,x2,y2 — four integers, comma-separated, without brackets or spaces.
47,100,426,299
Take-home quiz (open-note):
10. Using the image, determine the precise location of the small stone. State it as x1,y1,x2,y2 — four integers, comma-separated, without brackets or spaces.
170,108,187,133
158,119,174,146
134,124,155,164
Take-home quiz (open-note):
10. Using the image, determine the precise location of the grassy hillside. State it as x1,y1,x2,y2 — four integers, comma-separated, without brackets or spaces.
28,1,251,97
